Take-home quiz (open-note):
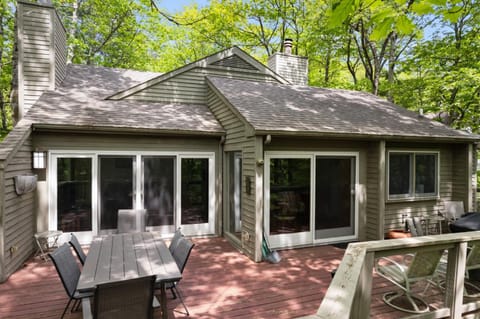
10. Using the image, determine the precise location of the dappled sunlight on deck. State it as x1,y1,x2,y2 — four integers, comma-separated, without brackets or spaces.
0,236,459,319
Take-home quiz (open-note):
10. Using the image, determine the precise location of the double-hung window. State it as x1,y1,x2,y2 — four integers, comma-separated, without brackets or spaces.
388,151,439,199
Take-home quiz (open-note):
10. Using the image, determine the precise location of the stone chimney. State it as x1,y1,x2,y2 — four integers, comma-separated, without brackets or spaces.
13,1,67,122
267,39,308,86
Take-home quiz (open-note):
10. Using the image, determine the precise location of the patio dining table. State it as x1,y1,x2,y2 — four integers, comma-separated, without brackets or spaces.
77,232,182,319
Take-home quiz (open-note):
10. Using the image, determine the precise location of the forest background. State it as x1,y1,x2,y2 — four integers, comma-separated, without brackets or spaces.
0,0,479,137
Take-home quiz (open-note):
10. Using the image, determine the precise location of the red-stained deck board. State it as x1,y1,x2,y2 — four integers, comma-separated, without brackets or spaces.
0,237,457,319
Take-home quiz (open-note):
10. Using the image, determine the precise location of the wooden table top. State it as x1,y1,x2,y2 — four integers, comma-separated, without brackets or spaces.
77,232,182,292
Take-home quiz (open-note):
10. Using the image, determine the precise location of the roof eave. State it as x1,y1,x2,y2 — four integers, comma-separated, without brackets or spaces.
32,124,225,137
254,129,480,143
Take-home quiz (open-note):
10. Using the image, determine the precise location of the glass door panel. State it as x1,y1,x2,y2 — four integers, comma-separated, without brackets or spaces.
315,157,355,239
143,156,175,230
181,158,209,224
57,158,92,232
99,156,134,232
226,152,242,237
269,158,311,235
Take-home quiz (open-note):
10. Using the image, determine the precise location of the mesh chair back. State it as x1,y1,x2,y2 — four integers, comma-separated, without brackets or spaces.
69,233,87,265
467,241,480,270
412,217,425,236
93,275,156,319
172,238,195,274
445,201,465,221
49,243,81,298
169,228,184,254
407,249,444,280
117,209,146,233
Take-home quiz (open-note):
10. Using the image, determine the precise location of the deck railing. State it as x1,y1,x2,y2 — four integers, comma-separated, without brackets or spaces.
298,231,480,319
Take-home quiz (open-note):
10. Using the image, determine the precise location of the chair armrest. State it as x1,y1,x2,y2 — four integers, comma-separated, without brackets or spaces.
375,256,409,285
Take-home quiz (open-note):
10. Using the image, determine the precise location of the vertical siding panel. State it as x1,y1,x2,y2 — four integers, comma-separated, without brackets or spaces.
207,87,261,261
366,141,385,240
17,2,66,120
0,121,34,282
53,10,67,86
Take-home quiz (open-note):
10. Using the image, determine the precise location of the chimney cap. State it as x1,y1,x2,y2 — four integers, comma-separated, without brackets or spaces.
284,38,293,55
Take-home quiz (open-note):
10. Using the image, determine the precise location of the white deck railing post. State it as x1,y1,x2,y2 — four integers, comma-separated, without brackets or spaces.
445,241,467,319
350,251,374,319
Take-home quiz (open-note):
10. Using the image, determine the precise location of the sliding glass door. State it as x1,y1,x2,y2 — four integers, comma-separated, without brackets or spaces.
143,156,175,233
99,156,134,233
50,151,215,240
265,152,358,248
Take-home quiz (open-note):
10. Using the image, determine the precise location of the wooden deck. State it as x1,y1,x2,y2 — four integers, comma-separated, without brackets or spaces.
0,237,453,318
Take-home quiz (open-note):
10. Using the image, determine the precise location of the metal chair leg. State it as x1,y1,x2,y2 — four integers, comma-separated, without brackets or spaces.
173,286,189,316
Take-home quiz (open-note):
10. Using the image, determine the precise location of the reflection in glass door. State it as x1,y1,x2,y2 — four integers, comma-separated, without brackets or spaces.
143,156,175,233
226,152,242,237
315,156,356,240
99,156,134,232
57,157,92,233
181,158,209,224
269,158,311,235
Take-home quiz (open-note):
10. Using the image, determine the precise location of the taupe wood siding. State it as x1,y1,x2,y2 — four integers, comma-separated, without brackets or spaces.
33,132,221,152
18,2,66,119
383,144,468,234
125,66,278,104
0,124,35,282
451,144,469,206
267,52,308,86
53,10,67,87
241,136,259,260
210,55,258,70
366,142,383,240
18,3,53,115
207,89,247,148
206,87,259,260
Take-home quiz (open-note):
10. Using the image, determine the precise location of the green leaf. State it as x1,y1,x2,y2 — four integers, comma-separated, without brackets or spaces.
396,15,415,35
370,17,394,41
411,2,435,15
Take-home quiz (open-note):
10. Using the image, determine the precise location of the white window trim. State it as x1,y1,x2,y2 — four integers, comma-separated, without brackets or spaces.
48,150,216,240
264,151,359,248
387,150,440,201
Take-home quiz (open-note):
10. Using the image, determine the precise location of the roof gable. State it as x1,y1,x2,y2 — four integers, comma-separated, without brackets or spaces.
107,46,288,101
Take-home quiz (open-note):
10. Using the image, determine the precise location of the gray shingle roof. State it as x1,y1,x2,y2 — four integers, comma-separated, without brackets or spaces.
24,65,224,135
207,76,478,141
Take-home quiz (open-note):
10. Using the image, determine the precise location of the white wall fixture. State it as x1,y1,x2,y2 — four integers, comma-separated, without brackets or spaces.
14,175,37,195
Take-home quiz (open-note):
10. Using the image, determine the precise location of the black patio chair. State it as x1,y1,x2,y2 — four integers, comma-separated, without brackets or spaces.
169,227,184,254
92,275,156,319
69,233,87,265
159,237,195,316
49,243,92,319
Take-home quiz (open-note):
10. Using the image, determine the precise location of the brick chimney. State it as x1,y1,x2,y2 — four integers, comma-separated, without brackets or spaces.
267,39,308,86
13,1,67,122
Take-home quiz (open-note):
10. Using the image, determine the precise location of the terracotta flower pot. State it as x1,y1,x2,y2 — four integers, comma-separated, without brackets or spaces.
386,230,412,239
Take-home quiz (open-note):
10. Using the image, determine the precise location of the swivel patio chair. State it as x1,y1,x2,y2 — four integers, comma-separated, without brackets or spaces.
117,209,146,233
92,275,156,319
158,237,195,316
375,248,445,314
406,218,425,237
69,233,87,265
432,241,480,298
49,243,92,319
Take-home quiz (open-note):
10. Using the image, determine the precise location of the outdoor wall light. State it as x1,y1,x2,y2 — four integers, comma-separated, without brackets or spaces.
32,151,47,169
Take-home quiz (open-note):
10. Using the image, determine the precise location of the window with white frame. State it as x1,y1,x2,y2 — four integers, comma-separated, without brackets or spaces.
388,151,439,199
